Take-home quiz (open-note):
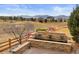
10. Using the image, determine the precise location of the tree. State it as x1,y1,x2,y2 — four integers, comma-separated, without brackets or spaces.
30,18,36,21
44,19,47,23
3,22,35,44
59,18,63,22
38,18,43,23
54,20,57,22
47,16,54,22
68,5,79,43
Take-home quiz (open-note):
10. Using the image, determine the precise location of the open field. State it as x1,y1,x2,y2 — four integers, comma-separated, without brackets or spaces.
0,21,71,43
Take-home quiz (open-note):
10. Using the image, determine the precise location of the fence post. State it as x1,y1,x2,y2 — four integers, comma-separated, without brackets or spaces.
27,33,30,39
9,39,11,52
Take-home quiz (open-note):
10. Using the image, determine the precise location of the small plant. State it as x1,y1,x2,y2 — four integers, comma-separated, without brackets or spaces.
59,36,67,43
48,35,52,41
36,28,47,32
34,33,43,40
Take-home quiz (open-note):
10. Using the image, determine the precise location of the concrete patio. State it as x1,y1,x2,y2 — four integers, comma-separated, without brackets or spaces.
1,47,79,54
23,47,66,54
0,47,67,54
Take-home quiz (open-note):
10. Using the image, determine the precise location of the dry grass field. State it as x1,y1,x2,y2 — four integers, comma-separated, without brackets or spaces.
0,21,71,43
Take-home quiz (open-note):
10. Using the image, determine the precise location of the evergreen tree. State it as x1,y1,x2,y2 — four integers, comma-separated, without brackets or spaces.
68,5,79,43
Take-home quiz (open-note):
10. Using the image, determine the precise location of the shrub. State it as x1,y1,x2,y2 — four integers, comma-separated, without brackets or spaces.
48,35,52,41
36,28,47,32
34,33,43,40
59,36,67,43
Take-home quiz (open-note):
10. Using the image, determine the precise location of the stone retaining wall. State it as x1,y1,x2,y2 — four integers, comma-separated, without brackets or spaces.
34,32,69,43
28,39,73,53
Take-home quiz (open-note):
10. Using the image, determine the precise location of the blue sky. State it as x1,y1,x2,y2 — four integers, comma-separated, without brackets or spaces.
0,4,76,16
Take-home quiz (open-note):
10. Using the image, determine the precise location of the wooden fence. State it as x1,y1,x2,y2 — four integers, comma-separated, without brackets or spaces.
0,32,35,52
0,37,28,52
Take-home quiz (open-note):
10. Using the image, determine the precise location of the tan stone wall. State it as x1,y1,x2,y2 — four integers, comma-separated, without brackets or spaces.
28,39,73,53
34,32,69,43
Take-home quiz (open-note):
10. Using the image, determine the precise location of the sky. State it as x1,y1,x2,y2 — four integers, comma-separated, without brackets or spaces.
0,4,76,16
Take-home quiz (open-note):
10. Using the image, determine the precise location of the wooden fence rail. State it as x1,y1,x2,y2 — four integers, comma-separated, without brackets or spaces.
0,32,35,52
0,36,28,52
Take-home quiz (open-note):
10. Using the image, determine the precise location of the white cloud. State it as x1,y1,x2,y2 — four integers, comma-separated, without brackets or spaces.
0,5,74,16
51,6,73,16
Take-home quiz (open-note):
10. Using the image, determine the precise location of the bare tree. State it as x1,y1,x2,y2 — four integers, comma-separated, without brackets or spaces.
3,22,35,44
